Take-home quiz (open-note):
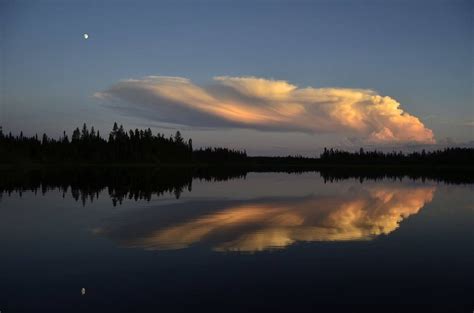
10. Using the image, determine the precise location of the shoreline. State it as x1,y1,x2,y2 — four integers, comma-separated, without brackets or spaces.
1,162,473,171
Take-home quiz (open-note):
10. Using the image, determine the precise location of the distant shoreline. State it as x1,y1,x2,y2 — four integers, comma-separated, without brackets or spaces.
1,161,473,171
3,160,472,187
2,123,473,171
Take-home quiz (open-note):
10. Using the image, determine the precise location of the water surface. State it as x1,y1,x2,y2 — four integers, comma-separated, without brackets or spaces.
1,171,472,312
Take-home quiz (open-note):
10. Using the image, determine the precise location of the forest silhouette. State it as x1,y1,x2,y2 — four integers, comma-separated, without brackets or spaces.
1,123,472,167
0,123,247,164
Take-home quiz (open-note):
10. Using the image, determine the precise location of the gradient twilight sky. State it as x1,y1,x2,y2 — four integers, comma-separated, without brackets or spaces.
1,0,472,155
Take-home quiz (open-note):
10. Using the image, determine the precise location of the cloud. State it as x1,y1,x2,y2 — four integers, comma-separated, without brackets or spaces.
96,75,435,144
94,184,435,252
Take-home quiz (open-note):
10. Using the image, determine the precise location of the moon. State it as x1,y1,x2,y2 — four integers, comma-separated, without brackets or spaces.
83,33,89,40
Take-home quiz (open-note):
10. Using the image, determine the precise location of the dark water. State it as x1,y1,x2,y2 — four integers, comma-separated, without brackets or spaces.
0,171,473,312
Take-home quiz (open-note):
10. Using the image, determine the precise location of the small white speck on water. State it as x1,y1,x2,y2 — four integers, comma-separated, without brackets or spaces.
81,287,86,295
83,33,89,40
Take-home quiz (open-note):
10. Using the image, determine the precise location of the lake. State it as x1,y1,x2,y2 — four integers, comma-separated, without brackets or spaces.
0,170,473,312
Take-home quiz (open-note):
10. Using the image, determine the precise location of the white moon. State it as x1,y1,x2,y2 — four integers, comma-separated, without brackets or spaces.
83,33,89,39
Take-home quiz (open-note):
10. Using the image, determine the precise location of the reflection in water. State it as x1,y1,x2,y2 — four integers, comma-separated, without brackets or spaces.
1,166,470,206
0,167,247,205
95,184,435,252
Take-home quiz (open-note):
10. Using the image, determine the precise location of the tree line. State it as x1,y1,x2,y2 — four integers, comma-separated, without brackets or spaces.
0,123,247,164
0,123,472,166
319,147,473,166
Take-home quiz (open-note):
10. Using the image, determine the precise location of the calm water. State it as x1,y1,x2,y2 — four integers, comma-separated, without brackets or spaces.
0,172,473,312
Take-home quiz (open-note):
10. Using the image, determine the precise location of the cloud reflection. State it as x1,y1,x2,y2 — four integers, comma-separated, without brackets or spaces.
95,184,435,252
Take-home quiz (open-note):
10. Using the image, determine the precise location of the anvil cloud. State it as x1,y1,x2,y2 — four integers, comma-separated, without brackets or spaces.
96,76,435,144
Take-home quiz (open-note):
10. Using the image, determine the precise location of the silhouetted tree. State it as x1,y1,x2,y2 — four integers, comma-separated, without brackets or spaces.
72,128,80,142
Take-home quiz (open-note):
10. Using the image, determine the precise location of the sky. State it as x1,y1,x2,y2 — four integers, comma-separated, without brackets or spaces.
1,0,472,155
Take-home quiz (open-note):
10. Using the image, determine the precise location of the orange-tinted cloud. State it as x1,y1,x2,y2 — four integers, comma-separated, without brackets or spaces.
96,75,435,144
95,184,435,252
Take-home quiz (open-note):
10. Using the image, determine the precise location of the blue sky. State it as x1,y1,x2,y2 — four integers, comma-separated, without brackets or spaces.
1,0,472,155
